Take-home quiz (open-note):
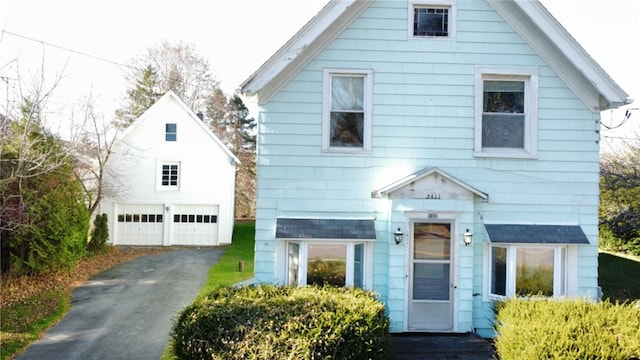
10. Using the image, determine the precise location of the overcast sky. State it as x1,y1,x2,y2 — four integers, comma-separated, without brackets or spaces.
1,0,638,151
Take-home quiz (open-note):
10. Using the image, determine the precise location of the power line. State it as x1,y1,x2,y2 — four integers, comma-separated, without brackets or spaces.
1,29,136,70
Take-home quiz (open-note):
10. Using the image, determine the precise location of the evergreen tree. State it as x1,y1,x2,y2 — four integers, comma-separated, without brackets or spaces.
115,65,162,127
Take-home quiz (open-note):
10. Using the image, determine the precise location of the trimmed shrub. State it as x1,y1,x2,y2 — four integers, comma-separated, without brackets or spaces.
172,284,391,360
494,298,640,360
87,213,109,252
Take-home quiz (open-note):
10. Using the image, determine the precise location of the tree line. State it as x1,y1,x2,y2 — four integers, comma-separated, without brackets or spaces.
1,39,638,275
1,41,256,274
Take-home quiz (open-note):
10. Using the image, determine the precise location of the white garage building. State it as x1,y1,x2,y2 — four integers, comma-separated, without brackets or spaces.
101,91,240,246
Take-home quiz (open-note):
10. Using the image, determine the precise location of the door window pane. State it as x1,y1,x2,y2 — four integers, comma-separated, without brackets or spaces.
414,223,451,260
413,263,450,300
307,244,346,287
516,248,554,296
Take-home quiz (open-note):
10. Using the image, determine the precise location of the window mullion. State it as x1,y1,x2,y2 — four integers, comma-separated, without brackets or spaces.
345,243,354,287
507,247,516,297
300,243,308,286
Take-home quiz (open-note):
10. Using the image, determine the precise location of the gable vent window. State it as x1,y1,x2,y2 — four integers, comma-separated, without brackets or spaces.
165,123,177,141
414,7,448,36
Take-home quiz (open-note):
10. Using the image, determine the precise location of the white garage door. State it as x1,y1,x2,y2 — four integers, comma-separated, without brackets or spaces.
116,204,164,245
171,204,219,246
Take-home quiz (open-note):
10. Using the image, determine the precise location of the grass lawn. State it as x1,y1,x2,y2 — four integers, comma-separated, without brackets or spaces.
4,223,638,360
598,250,640,302
160,220,255,360
194,220,255,298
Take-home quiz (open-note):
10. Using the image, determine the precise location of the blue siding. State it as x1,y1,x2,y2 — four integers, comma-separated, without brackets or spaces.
254,0,601,336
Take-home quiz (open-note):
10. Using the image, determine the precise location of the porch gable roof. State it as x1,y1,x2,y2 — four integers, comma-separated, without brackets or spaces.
371,167,488,200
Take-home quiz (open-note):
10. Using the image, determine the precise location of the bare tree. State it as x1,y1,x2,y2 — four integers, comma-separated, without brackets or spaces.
1,59,71,234
116,40,220,127
69,92,121,218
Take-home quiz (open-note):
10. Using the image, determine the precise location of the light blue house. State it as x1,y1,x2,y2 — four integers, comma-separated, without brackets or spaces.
240,0,630,337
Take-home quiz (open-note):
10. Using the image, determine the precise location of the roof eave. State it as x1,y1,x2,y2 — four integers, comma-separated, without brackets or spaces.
240,0,373,103
488,0,630,112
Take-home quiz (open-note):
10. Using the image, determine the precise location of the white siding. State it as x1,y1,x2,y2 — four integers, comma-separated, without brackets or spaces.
102,93,237,246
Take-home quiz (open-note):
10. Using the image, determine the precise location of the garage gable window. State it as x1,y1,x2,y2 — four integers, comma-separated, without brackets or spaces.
165,123,177,142
158,162,180,190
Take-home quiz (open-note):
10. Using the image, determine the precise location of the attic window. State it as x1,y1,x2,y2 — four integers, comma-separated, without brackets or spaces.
165,123,177,141
414,7,448,36
410,1,456,39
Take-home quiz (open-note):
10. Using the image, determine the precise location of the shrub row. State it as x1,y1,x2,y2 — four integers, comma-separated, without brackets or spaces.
494,298,640,360
172,284,391,360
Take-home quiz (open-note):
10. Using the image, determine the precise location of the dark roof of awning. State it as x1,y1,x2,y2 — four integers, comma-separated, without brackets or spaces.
485,224,590,244
276,218,376,240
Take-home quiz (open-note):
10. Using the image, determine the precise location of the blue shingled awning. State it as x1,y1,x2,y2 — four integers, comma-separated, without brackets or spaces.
275,218,376,240
485,224,590,244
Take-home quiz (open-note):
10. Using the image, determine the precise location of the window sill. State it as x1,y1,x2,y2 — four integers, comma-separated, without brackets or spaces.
474,150,537,160
322,147,372,155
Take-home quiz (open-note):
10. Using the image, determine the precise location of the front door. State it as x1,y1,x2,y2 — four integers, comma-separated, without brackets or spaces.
408,222,454,331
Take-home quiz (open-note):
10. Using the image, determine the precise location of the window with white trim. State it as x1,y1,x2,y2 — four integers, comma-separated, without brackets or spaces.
322,69,373,153
165,123,177,142
474,68,538,158
159,162,180,189
487,244,566,298
287,241,368,288
409,1,457,39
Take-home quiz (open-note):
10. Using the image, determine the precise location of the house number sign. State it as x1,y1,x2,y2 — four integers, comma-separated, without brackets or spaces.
425,193,441,200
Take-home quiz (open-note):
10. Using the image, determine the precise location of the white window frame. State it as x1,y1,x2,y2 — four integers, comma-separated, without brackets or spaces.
285,240,373,289
409,0,457,39
157,161,180,191
165,123,177,142
474,67,539,158
484,243,567,301
322,69,373,153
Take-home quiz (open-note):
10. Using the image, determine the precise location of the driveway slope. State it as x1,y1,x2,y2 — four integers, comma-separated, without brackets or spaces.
17,248,223,360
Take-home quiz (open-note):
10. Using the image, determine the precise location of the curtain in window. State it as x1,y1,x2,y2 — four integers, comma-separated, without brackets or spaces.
331,76,364,111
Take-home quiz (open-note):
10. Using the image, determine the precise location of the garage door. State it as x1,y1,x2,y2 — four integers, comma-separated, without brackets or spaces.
171,204,219,246
116,204,164,245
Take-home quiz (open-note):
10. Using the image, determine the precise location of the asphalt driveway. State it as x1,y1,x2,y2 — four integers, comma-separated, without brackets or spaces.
16,248,224,360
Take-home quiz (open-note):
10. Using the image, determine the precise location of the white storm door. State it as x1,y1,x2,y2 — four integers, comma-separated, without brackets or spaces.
408,222,454,331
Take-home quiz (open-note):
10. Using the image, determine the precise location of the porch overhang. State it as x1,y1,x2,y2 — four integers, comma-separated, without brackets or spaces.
371,167,488,200
485,224,590,244
275,218,376,240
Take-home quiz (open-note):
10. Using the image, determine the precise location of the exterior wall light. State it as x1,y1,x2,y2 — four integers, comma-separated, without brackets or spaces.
394,228,404,244
463,229,473,246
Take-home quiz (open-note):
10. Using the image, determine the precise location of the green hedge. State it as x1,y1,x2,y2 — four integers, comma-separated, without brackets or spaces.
172,285,391,360
494,298,640,360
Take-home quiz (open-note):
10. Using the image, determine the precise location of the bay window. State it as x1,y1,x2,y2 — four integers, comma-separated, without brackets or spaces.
488,244,566,298
287,242,367,288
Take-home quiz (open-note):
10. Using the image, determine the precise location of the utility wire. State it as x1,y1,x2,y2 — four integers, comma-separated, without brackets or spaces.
1,29,136,71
